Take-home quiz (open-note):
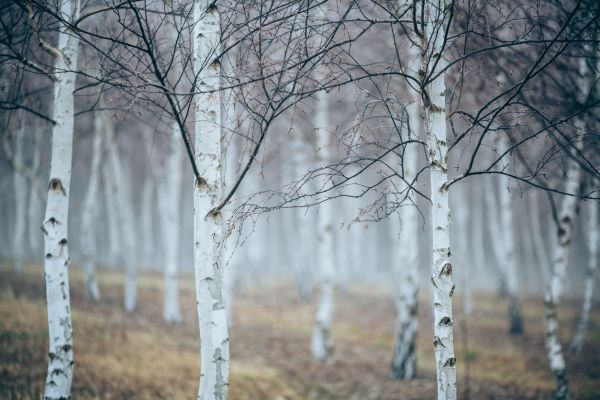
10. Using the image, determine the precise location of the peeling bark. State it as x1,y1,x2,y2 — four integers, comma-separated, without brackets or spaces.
193,1,229,398
43,0,80,397
422,0,457,398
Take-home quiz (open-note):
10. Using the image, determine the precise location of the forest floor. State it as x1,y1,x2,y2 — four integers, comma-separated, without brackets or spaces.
1,263,599,399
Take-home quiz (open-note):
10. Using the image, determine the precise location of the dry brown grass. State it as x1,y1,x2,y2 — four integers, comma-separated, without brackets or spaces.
1,262,599,399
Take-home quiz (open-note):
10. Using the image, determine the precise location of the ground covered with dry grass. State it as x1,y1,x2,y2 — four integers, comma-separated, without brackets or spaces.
1,263,599,399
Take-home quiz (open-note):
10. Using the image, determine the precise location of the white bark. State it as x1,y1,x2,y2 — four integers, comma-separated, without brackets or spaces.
104,116,138,312
311,4,335,362
496,135,523,334
543,56,587,400
79,112,105,302
140,137,156,268
162,6,185,323
570,200,598,354
390,46,421,378
42,0,79,397
483,177,509,296
193,2,229,398
161,123,184,323
291,129,313,302
422,1,456,398
13,122,27,273
527,190,552,284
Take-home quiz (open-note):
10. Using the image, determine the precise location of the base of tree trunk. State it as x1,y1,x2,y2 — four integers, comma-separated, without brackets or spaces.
553,369,569,400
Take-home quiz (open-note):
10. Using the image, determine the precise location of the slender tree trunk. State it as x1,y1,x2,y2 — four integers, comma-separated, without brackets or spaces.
291,128,313,302
104,116,138,312
570,199,598,354
310,6,335,360
79,112,106,301
422,1,456,398
496,135,524,334
13,121,27,273
543,55,588,400
193,1,229,398
390,62,421,379
140,135,156,269
42,0,80,397
161,123,184,323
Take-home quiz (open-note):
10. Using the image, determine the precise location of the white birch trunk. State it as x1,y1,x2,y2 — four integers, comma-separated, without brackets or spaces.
79,113,105,302
310,4,335,361
390,55,421,379
140,135,156,268
291,129,313,302
496,135,524,334
161,5,185,323
422,1,456,398
42,0,79,396
161,124,184,323
570,200,598,354
193,2,229,398
13,122,27,273
527,190,552,284
104,117,138,312
543,56,588,400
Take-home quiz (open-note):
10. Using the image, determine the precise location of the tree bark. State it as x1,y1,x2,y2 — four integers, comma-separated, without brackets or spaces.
543,55,588,400
422,1,457,398
193,1,229,398
390,57,421,380
42,0,80,397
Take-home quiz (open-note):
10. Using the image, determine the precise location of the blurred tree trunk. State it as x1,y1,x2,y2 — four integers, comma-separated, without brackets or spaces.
483,177,509,297
102,163,120,267
570,199,598,353
422,0,457,398
80,111,107,301
42,0,80,397
390,57,421,379
291,128,313,302
105,116,138,312
28,127,43,257
311,3,335,362
496,135,524,334
140,137,156,269
193,1,229,398
161,4,185,323
160,126,183,323
12,120,27,273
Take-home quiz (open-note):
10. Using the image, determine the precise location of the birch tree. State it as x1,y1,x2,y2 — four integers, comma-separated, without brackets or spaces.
193,1,229,397
42,0,79,397
496,134,524,334
390,43,421,379
311,2,335,363
542,53,589,400
79,110,105,301
161,2,185,323
421,0,457,398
